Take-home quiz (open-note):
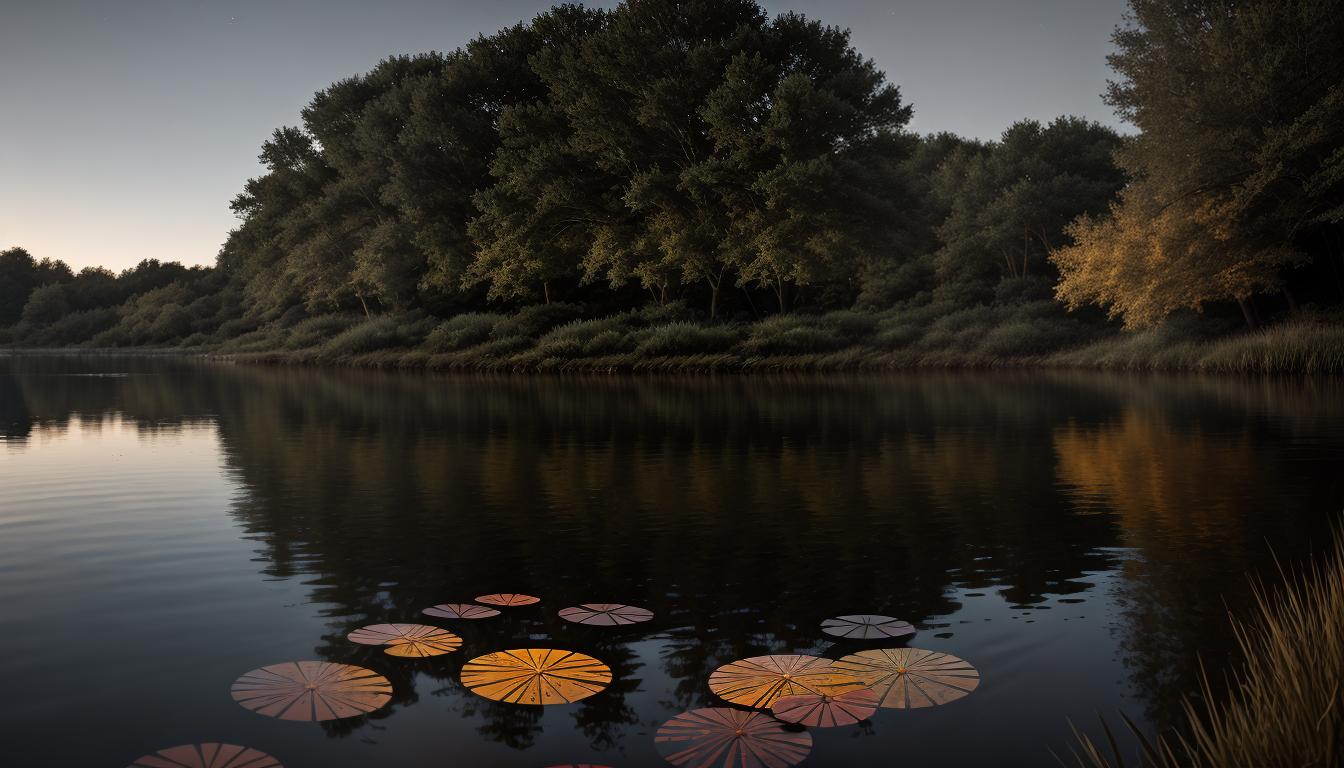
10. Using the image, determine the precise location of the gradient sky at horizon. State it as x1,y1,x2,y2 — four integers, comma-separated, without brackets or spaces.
1,0,1130,272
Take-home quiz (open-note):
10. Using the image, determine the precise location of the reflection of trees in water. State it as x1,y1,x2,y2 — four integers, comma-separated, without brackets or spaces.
1053,408,1334,727
3,355,1341,748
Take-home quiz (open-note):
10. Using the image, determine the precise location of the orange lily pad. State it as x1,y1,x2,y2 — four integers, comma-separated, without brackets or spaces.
475,593,540,607
460,648,610,705
707,654,863,709
347,623,462,657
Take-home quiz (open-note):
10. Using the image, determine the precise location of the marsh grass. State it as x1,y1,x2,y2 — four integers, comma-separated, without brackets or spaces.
1064,528,1344,768
191,306,1344,375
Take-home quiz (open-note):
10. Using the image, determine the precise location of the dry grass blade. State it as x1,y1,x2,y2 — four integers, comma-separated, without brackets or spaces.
1068,527,1344,767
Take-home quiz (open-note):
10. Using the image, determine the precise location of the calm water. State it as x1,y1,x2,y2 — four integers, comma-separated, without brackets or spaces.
1,354,1340,767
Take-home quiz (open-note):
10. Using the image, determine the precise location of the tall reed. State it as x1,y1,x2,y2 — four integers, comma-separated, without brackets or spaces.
1066,529,1344,767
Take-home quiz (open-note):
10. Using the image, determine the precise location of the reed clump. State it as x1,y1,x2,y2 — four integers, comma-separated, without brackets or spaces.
1067,529,1344,768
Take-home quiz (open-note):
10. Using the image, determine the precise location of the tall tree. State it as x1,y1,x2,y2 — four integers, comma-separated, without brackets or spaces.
1053,0,1344,327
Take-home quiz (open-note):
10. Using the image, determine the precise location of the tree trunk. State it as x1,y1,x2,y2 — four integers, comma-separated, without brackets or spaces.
774,277,789,314
1237,297,1258,330
740,285,760,319
357,293,370,318
1283,286,1299,314
543,280,551,305
708,278,720,320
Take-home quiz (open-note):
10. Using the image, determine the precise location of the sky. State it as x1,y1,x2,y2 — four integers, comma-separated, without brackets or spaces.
0,0,1130,272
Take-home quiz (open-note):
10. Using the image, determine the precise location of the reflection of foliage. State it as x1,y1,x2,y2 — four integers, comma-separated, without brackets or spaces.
4,355,1342,748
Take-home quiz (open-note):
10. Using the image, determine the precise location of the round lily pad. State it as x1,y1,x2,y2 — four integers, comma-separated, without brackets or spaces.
421,602,500,620
460,648,610,705
347,623,462,657
127,744,281,768
655,707,812,768
230,661,392,721
707,654,863,709
558,603,654,626
820,614,916,640
831,647,980,708
475,593,540,607
771,687,881,727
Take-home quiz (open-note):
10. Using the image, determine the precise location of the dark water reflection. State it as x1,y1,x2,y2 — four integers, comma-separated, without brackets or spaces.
1,354,1340,767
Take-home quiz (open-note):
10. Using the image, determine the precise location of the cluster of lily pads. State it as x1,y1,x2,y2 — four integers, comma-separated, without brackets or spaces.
126,597,979,768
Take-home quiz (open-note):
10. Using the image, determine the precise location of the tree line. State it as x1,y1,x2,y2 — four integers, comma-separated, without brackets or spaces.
3,0,1341,353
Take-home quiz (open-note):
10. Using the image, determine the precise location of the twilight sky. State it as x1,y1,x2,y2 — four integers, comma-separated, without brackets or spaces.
0,0,1130,272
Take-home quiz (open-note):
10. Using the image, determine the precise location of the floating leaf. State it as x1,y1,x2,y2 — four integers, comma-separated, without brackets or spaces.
654,707,812,768
476,593,540,607
820,614,916,640
347,623,462,657
421,603,500,620
707,654,862,709
831,647,980,708
127,744,281,768
230,661,392,721
771,687,880,727
460,648,610,704
558,603,654,626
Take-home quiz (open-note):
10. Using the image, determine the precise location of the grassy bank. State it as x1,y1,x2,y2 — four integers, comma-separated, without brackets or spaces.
1067,527,1344,768
200,303,1344,375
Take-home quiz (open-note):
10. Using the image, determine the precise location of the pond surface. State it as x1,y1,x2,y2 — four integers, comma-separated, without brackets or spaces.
1,354,1341,767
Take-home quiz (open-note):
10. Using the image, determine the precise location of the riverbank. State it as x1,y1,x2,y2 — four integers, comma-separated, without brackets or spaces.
211,313,1344,375
6,313,1343,375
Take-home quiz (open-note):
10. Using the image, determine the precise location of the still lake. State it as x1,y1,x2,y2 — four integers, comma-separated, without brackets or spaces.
1,354,1340,767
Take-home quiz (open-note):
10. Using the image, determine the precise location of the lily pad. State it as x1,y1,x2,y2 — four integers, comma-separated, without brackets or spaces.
421,602,500,620
460,648,610,705
655,707,812,768
820,614,915,640
558,603,654,626
347,623,462,657
127,744,281,768
771,687,880,727
707,654,862,709
475,593,540,607
831,647,980,708
230,661,392,721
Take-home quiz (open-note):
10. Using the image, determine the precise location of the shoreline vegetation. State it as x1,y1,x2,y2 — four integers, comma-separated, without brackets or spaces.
1068,526,1344,768
3,0,1342,373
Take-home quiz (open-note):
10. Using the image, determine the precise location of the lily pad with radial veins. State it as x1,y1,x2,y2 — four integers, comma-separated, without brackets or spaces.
127,744,281,768
655,707,812,768
771,687,880,727
820,614,916,640
558,603,654,626
831,647,980,708
230,661,392,721
346,623,462,657
707,654,863,709
460,648,611,705
475,593,540,607
421,602,500,620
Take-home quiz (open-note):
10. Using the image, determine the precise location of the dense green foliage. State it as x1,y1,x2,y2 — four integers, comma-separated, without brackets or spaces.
4,0,1341,369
